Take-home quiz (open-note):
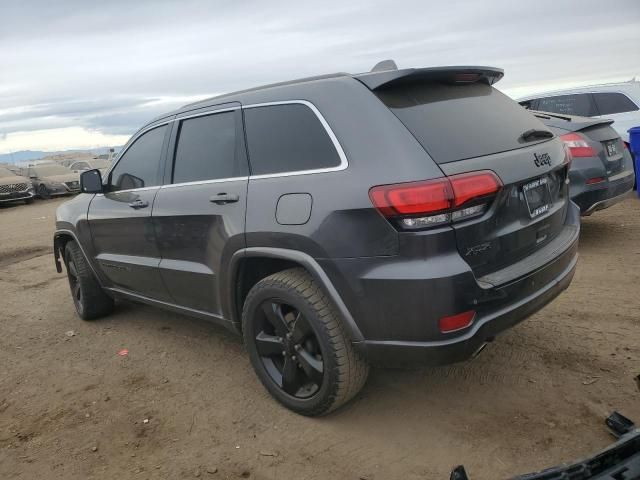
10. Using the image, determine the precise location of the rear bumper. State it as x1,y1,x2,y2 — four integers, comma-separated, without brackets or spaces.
571,168,635,215
357,249,576,367
453,412,640,480
334,203,581,368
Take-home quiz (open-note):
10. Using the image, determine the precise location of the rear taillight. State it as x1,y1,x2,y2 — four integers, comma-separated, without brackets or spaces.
369,171,502,230
560,132,595,158
623,141,629,150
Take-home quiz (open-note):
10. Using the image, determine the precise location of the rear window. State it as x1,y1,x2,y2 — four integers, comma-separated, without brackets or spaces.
243,103,341,175
593,92,639,115
375,82,552,164
536,93,597,117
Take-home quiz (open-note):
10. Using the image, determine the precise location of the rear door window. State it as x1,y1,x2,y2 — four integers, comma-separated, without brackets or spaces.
172,111,246,184
109,125,167,191
592,92,639,115
243,103,341,175
375,82,552,164
536,93,597,117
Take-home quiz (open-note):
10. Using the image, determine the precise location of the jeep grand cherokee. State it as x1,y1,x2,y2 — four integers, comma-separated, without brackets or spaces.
54,63,580,416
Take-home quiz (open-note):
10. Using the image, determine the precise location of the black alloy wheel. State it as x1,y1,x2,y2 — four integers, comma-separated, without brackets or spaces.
254,299,324,399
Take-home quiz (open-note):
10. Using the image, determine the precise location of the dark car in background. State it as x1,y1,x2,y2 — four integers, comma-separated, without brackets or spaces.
54,64,579,415
27,164,81,199
532,111,635,215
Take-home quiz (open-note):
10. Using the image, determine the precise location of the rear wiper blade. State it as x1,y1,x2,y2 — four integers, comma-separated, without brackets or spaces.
520,129,554,141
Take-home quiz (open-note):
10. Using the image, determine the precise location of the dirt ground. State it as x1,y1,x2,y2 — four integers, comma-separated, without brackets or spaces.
1,196,639,480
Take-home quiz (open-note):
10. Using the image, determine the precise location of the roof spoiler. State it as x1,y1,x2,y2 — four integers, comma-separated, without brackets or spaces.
355,65,504,90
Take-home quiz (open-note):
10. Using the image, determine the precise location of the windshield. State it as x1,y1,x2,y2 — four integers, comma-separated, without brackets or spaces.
375,81,553,163
32,165,72,176
0,167,17,178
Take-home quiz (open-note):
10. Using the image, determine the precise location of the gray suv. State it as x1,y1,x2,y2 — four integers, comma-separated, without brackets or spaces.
54,64,580,416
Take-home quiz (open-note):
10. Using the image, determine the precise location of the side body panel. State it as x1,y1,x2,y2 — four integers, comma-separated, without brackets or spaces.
152,104,248,317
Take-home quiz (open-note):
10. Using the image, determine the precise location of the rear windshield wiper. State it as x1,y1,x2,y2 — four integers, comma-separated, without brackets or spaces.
520,129,554,141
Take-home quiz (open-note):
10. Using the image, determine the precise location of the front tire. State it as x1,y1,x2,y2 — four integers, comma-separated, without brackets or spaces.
242,268,369,416
64,241,114,320
38,184,50,199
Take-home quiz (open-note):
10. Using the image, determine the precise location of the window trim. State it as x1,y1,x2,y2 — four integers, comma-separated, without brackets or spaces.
242,100,349,180
101,100,349,193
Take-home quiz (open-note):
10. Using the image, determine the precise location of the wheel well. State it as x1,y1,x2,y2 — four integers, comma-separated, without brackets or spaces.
234,256,300,330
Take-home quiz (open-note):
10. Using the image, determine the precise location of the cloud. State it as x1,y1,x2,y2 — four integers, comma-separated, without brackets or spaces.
1,0,639,151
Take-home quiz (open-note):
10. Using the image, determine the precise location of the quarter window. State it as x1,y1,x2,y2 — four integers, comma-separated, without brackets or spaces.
172,111,245,184
592,92,639,115
109,125,167,191
243,103,341,176
536,94,597,117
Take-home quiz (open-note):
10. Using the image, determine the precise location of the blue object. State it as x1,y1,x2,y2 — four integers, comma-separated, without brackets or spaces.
629,127,640,197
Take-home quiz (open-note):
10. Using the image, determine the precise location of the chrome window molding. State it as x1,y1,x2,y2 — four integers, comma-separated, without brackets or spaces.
97,100,349,195
161,176,249,189
242,100,348,179
174,106,239,122
95,185,159,196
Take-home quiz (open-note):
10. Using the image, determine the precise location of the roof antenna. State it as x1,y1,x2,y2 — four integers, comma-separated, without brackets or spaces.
371,59,398,72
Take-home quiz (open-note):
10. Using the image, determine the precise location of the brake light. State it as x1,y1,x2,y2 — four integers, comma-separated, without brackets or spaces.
369,171,502,230
586,177,605,185
623,142,629,150
439,310,476,333
560,133,595,157
453,73,481,83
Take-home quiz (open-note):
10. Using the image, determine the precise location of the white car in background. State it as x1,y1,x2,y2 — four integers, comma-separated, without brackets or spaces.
517,79,640,144
68,158,112,176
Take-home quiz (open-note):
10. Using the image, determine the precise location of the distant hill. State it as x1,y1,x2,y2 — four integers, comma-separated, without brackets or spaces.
0,147,122,164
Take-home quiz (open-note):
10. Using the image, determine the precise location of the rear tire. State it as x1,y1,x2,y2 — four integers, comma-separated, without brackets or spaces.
64,241,114,320
242,268,369,416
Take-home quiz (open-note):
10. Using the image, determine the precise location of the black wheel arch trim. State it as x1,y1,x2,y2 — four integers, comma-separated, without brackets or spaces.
53,229,103,287
228,247,364,343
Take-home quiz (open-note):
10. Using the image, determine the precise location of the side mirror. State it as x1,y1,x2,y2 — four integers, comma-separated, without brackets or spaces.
80,169,103,194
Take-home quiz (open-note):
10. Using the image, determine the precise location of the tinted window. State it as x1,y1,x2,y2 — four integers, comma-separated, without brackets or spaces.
593,92,639,115
536,94,597,117
244,104,341,175
109,125,166,191
376,82,552,164
173,111,246,183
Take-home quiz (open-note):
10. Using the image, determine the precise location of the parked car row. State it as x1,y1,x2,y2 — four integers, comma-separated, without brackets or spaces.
0,156,118,205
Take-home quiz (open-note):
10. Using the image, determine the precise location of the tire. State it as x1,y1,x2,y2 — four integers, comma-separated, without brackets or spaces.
64,241,114,320
24,197,34,204
38,184,50,199
242,268,369,416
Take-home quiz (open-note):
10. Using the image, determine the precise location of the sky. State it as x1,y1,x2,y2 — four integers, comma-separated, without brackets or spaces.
1,0,639,154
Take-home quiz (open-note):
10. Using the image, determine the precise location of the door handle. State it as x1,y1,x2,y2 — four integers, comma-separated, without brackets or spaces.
128,199,149,209
210,193,240,205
